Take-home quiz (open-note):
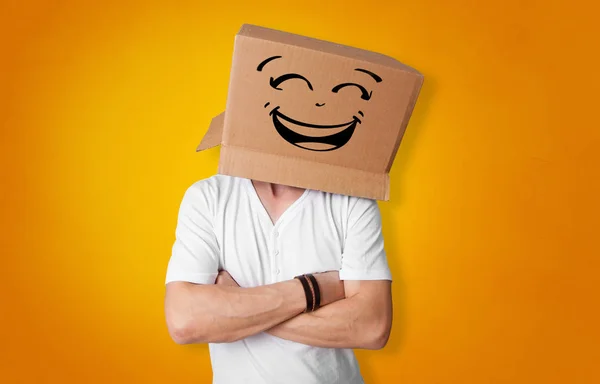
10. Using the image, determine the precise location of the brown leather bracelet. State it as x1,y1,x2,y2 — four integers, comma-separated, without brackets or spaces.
294,275,313,313
305,275,316,312
305,274,321,311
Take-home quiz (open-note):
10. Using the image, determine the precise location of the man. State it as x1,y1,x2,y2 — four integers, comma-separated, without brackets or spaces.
164,175,393,383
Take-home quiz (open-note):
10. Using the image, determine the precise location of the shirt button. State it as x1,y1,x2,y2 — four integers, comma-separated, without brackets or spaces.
275,269,280,275
273,230,279,238
275,249,280,256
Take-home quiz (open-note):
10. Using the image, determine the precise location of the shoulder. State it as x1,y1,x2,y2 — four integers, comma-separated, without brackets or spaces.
184,174,226,194
312,190,377,209
347,195,380,213
309,190,380,220
183,175,243,198
179,175,243,215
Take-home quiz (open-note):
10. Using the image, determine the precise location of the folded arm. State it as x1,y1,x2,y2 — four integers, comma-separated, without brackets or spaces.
263,196,395,350
165,183,391,348
164,271,345,344
265,279,392,350
165,279,302,344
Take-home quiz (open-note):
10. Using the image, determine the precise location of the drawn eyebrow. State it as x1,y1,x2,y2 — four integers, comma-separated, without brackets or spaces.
257,56,282,71
354,68,382,83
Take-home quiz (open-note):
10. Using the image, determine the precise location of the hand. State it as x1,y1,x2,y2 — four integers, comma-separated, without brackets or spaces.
311,271,345,307
215,270,240,287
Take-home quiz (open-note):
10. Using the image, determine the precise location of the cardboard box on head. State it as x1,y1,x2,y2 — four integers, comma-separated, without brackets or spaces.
197,24,423,201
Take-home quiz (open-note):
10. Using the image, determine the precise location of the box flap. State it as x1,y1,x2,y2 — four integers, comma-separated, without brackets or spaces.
196,112,225,152
218,145,390,200
384,74,424,172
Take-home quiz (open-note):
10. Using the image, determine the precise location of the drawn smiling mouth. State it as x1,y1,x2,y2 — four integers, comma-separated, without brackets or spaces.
270,106,361,152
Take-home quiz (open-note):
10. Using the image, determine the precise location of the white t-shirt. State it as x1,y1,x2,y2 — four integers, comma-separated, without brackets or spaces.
166,175,392,384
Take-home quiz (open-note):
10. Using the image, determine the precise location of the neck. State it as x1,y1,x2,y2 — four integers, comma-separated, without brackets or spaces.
251,180,305,198
250,179,307,224
267,183,289,196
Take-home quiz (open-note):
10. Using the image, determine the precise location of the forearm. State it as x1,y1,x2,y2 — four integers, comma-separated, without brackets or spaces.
266,283,392,350
165,280,305,344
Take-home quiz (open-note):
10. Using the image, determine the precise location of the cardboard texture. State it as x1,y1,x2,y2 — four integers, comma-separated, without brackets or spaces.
197,24,423,200
196,112,224,151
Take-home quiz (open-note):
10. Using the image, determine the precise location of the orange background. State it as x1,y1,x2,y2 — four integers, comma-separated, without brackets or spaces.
2,0,599,383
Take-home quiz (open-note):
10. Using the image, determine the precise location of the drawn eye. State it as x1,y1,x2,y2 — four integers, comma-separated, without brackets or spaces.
331,83,372,101
270,73,314,91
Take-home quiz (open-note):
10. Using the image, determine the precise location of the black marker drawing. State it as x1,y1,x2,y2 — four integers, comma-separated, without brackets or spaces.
331,83,372,100
354,68,383,83
257,56,282,71
268,106,361,152
258,56,382,151
270,73,313,90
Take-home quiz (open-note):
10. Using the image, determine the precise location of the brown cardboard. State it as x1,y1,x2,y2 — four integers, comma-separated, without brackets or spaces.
196,112,224,151
197,24,423,200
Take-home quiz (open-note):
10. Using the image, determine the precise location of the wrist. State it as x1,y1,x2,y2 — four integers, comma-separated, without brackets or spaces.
294,274,320,313
313,272,345,306
288,278,308,314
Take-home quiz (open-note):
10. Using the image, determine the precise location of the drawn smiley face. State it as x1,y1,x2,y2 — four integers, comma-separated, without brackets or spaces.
257,56,382,152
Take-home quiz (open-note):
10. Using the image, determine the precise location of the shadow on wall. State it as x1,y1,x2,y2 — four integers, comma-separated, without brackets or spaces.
356,74,436,381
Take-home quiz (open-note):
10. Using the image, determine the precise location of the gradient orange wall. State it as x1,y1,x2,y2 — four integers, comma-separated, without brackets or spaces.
2,0,599,382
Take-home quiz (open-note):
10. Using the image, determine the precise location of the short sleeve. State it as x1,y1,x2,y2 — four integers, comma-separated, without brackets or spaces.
339,197,392,281
165,182,220,285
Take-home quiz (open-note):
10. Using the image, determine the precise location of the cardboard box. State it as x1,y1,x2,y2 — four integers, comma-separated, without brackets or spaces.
197,24,423,200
